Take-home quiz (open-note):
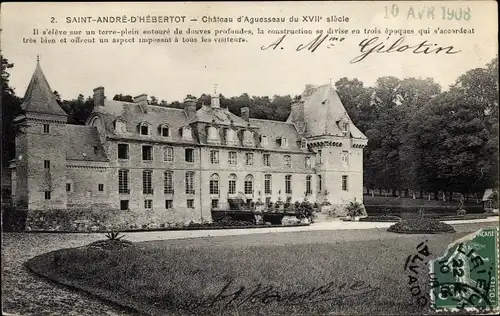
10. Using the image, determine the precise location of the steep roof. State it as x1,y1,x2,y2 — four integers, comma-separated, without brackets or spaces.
190,106,250,127
65,125,108,161
293,83,367,139
249,118,308,152
21,60,67,117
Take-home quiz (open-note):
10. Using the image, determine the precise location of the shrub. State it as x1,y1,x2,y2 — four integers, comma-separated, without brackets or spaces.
345,201,365,219
1,206,27,232
296,200,314,220
387,217,455,234
359,215,401,222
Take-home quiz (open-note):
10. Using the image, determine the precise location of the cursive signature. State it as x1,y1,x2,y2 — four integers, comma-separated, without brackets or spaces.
350,36,461,63
179,278,379,311
261,34,345,52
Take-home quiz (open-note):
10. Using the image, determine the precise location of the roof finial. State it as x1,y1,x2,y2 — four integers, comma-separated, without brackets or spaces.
329,77,332,85
37,54,40,63
213,84,218,96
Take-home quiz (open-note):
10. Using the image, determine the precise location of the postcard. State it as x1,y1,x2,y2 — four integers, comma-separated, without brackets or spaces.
1,1,498,315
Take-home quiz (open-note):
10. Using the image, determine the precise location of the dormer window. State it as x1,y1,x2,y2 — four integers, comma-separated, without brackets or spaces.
280,137,288,148
225,128,238,145
138,122,150,136
342,122,349,137
159,124,171,137
182,126,193,141
243,130,255,147
300,138,307,149
207,126,220,144
260,135,268,146
115,119,127,134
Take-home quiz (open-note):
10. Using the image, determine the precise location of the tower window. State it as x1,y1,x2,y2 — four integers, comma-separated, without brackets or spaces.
342,175,349,191
43,124,50,133
164,171,173,194
318,175,322,192
44,160,50,169
98,184,104,192
44,191,51,200
228,151,237,165
245,153,253,166
211,199,219,209
165,200,173,209
138,123,150,135
144,199,153,209
305,156,312,169
160,124,170,137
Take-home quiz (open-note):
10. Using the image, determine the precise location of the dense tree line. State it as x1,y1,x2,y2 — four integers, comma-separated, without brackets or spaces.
2,55,498,200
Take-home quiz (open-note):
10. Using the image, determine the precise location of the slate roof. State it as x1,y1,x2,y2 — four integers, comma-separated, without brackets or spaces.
249,119,309,152
190,106,251,128
21,61,67,117
291,83,367,140
65,125,109,161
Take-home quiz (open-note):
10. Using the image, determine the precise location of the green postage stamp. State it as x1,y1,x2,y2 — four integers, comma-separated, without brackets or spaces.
430,227,499,312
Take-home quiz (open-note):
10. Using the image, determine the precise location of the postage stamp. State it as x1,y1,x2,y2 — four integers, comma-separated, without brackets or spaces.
430,228,499,312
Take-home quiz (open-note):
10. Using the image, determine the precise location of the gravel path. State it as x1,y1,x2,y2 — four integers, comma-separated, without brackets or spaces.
2,220,498,316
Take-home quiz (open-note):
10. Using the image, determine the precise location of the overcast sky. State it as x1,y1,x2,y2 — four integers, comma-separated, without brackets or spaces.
2,1,497,102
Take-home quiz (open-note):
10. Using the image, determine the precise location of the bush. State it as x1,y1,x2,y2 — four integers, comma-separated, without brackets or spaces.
345,201,365,219
2,207,27,232
296,200,314,220
359,215,401,222
387,217,455,234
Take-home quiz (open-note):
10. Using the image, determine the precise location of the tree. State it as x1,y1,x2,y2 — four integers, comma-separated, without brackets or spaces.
61,94,94,124
1,56,24,168
112,94,133,102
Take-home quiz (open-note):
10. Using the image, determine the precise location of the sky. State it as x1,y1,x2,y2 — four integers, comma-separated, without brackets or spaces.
1,1,498,102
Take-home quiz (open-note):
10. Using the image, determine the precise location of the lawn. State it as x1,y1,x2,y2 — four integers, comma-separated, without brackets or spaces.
25,225,495,316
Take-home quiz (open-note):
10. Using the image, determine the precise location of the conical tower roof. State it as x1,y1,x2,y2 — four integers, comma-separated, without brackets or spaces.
291,82,367,139
21,58,67,117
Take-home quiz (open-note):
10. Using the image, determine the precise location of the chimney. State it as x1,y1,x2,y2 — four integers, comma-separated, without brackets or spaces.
184,94,197,120
93,87,105,107
241,107,249,121
134,94,148,106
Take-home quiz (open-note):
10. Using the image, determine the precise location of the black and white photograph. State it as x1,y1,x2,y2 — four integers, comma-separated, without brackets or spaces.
1,1,498,315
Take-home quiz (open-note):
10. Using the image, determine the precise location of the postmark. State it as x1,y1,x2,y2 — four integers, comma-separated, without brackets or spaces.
429,228,499,312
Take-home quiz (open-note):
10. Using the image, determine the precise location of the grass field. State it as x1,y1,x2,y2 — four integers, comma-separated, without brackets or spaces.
26,223,496,316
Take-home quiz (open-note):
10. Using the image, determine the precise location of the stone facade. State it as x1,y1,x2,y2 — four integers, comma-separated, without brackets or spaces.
11,60,368,229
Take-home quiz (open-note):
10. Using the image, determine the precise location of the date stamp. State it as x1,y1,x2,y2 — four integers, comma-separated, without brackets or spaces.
429,228,499,312
384,4,472,21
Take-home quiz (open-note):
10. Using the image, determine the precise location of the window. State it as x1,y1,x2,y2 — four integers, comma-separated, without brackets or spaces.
209,173,220,195
285,175,292,194
263,153,270,167
142,145,153,161
139,123,149,135
284,155,291,168
120,200,129,210
318,175,322,192
261,135,268,146
164,146,173,162
244,175,254,195
185,148,194,163
342,175,349,191
264,174,272,194
118,169,129,194
342,122,349,136
228,152,237,165
211,199,219,209
305,156,312,169
245,153,253,166
118,144,129,159
342,150,349,165
182,126,193,141
144,199,153,209
43,124,50,133
165,200,173,209
164,171,173,194
143,170,153,194
300,138,307,149
228,174,237,195
281,137,288,148
66,183,72,192
160,125,170,137
210,150,219,164
317,149,322,165
185,172,195,194
44,160,50,169
44,191,51,200
187,199,194,208
98,184,104,192
306,175,312,195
